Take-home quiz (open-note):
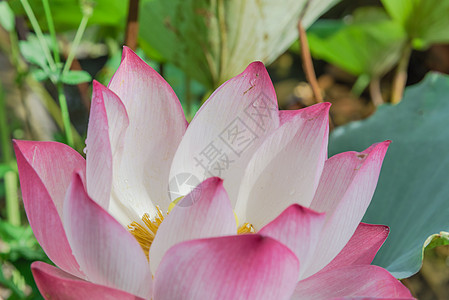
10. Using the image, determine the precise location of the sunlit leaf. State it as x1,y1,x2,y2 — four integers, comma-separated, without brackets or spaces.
381,0,449,49
139,0,341,88
307,7,406,78
329,73,449,279
0,1,15,32
424,232,449,251
19,34,50,70
60,70,92,85
31,69,49,82
9,0,127,31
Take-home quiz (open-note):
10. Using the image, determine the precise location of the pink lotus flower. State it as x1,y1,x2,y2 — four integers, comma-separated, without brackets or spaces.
14,47,413,300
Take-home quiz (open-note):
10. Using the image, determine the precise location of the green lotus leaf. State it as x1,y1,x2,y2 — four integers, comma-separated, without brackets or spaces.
329,72,449,279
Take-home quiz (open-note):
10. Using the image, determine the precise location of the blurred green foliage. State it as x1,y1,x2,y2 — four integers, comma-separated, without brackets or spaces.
381,0,449,49
0,2,15,32
307,7,406,79
306,1,449,102
9,0,127,32
0,220,49,299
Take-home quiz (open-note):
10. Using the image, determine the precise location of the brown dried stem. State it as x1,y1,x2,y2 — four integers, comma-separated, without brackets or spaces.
369,77,384,106
124,0,140,50
391,43,412,104
298,21,323,103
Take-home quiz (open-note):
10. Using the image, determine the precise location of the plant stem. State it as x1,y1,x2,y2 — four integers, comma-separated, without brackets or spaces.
9,32,24,73
159,63,165,78
5,171,20,226
124,0,140,50
62,14,89,75
0,83,20,226
25,76,82,146
57,11,91,148
391,43,412,104
298,21,323,103
0,84,12,163
56,82,74,147
217,0,227,87
351,74,370,97
20,0,56,71
5,26,34,137
42,0,60,64
369,77,384,106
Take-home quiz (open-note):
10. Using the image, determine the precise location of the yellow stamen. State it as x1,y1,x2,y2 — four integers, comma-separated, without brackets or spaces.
238,223,255,234
129,203,254,260
167,196,184,214
235,211,254,234
234,211,239,227
127,207,164,261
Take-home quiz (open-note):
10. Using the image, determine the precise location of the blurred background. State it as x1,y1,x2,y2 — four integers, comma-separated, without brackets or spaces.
0,0,448,298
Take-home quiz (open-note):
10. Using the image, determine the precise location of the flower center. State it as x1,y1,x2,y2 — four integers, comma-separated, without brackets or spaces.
127,207,164,260
238,223,255,234
128,203,255,261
